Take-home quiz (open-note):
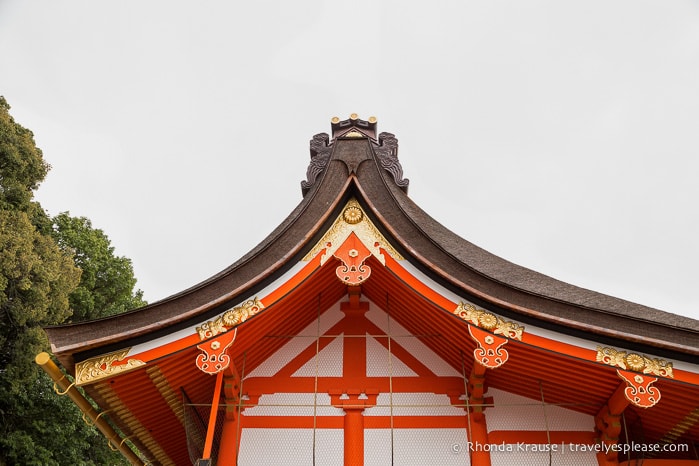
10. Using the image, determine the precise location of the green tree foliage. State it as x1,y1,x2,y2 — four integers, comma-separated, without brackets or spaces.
52,213,146,321
0,97,51,231
0,97,142,464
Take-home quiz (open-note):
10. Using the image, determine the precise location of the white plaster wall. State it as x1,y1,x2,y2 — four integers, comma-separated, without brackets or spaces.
366,335,418,377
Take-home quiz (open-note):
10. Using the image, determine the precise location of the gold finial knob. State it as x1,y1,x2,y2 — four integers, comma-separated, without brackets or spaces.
350,113,358,120
368,116,377,123
331,116,340,123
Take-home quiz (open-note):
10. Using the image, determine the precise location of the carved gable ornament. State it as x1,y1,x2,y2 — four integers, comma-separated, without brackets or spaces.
304,198,403,286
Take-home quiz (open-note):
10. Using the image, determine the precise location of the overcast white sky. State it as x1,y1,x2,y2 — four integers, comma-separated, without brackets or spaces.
1,1,698,321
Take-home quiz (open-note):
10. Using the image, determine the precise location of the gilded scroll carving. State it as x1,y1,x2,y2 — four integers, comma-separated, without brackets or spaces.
75,349,145,386
595,346,673,378
596,346,672,409
454,302,525,340
196,298,264,340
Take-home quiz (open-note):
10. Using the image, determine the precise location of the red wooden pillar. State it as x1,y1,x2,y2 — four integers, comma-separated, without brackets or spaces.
344,407,365,466
330,391,377,466
217,416,239,465
449,360,492,466
469,417,491,466
595,383,630,466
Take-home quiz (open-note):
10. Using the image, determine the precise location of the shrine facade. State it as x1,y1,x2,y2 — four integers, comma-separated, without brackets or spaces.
40,115,699,466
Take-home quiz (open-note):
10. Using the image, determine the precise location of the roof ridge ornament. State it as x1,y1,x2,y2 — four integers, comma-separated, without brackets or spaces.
301,133,332,196
331,113,377,140
300,115,409,195
375,132,409,193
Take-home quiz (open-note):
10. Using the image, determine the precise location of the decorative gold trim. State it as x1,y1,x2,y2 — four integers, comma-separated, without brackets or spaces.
596,346,674,378
454,302,524,340
196,297,264,340
303,198,403,264
75,349,145,386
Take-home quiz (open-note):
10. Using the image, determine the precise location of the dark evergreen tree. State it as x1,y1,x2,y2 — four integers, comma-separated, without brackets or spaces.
0,96,143,465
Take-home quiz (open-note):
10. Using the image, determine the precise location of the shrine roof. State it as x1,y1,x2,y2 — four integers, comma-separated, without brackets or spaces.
45,115,699,370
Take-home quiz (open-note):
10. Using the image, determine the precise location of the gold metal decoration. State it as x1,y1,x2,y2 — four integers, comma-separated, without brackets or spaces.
595,346,674,378
343,206,363,224
453,302,524,340
303,198,403,264
196,298,264,340
75,349,145,386
196,319,226,340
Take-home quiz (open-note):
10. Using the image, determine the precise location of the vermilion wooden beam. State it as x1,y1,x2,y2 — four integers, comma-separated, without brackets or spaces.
469,361,488,421
201,371,223,461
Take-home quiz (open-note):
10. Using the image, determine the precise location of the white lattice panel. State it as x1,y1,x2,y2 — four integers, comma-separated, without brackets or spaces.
365,429,470,466
364,393,465,417
245,302,344,377
365,301,461,377
292,335,344,377
242,393,344,417
490,444,597,466
486,388,594,431
237,428,343,466
366,335,418,377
